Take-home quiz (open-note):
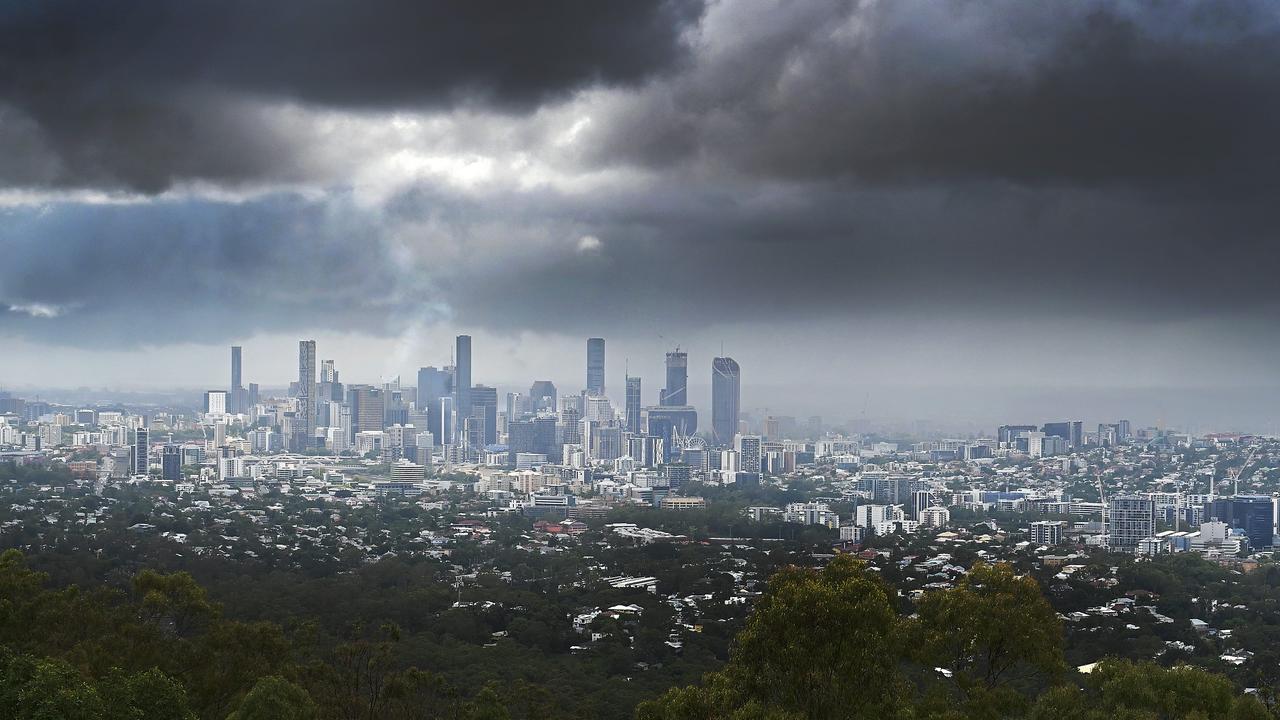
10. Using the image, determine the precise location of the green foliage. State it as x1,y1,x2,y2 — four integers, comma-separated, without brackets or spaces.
908,562,1065,717
226,676,316,720
1028,660,1276,720
639,556,903,720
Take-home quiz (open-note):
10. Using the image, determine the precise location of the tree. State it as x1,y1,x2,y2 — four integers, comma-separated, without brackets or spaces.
226,676,317,720
637,556,903,720
910,562,1064,716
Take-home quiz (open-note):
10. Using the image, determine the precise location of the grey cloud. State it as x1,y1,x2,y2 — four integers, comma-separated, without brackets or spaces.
0,194,425,345
0,0,703,192
586,0,1280,187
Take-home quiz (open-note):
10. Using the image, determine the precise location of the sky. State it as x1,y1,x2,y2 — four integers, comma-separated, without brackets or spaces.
3,0,1280,431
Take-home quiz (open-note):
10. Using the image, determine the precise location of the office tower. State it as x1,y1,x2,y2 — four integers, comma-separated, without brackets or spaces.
508,416,558,463
529,380,557,414
133,427,149,475
203,390,228,415
230,346,243,414
321,359,336,383
439,396,455,449
586,337,605,396
1205,495,1274,549
471,384,498,447
625,376,642,432
296,340,317,450
1107,495,1156,551
161,445,181,481
505,392,524,424
1116,420,1132,443
348,385,385,439
1042,421,1083,449
996,424,1038,446
454,335,472,442
661,350,688,406
711,356,741,448
417,366,451,445
735,433,762,477
584,395,614,423
248,383,260,409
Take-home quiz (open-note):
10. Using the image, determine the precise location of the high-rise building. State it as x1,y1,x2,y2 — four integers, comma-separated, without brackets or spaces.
454,335,472,442
416,366,451,445
471,384,498,447
348,385,384,440
1041,421,1083,449
1030,520,1066,546
161,445,182,481
321,359,336,383
586,338,605,396
997,425,1037,445
1108,495,1156,551
1205,495,1274,549
711,356,741,448
625,376,642,432
661,350,688,406
735,434,762,478
133,427,149,475
203,390,228,415
230,346,244,414
529,380,557,414
296,340,317,450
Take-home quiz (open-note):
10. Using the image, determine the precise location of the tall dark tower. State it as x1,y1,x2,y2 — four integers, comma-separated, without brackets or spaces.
625,376,642,432
296,340,316,450
454,335,472,442
133,426,149,475
586,337,605,396
229,346,243,414
711,356,741,448
661,350,688,406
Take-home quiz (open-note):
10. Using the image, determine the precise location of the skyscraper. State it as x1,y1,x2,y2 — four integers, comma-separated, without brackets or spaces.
735,433,762,478
1108,495,1156,551
296,340,316,450
418,366,452,445
529,380,557,414
625,376,642,432
133,427,149,475
711,356,741,448
586,337,605,396
454,335,472,442
471,384,498,447
348,384,385,439
661,350,688,406
229,346,243,414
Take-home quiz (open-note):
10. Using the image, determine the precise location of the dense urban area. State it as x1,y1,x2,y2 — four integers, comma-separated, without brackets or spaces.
4,338,1280,718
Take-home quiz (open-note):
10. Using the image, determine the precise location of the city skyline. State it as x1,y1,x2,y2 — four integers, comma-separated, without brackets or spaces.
5,1,1280,424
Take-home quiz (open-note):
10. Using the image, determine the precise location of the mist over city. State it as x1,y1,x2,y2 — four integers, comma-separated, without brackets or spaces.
5,2,1280,719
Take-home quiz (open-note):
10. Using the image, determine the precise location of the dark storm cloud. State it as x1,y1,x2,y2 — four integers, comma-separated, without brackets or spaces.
589,0,1280,187
0,194,417,344
0,0,703,192
383,178,1280,333
5,0,1280,361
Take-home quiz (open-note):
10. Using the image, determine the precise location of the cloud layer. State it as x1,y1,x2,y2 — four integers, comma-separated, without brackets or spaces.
3,0,1280,401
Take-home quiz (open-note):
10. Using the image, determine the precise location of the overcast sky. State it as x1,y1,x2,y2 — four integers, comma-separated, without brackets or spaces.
3,0,1280,430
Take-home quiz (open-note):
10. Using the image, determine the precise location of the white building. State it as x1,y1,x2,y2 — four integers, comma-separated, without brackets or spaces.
783,502,840,529
1030,520,1066,546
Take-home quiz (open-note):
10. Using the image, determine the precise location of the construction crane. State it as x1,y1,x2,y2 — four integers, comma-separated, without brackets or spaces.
1232,445,1259,497
1096,471,1107,528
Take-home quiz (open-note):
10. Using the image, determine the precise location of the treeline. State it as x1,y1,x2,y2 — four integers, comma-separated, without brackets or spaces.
0,549,527,719
637,557,1274,720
